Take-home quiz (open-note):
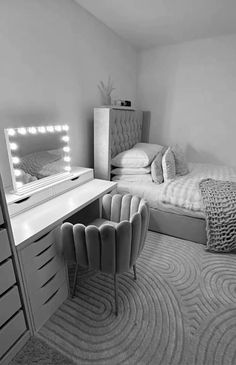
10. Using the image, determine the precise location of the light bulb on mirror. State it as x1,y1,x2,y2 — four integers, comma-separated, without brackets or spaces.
62,135,69,142
10,143,18,151
14,169,21,177
8,129,16,136
12,156,20,164
28,127,37,134
18,128,27,135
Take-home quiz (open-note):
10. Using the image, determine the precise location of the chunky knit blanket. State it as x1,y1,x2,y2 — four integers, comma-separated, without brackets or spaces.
199,178,236,252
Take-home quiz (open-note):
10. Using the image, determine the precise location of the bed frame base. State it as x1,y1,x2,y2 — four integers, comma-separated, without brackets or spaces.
149,208,207,244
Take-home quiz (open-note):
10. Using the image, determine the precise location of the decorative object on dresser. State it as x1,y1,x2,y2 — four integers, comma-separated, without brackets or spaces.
60,193,150,315
97,76,115,106
0,173,30,365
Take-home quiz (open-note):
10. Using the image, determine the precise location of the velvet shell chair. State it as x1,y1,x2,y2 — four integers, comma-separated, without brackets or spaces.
60,193,150,315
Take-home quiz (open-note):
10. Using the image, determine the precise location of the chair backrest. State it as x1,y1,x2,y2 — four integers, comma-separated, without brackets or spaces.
60,194,149,275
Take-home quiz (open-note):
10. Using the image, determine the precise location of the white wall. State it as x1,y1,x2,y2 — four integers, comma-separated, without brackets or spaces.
137,34,236,167
0,0,137,187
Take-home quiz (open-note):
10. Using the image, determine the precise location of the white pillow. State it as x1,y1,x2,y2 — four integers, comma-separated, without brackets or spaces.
162,147,176,181
111,166,151,175
112,174,153,183
111,143,163,168
171,144,189,176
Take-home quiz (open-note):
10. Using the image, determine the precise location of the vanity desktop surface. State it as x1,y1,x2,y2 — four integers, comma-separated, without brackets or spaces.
10,179,117,249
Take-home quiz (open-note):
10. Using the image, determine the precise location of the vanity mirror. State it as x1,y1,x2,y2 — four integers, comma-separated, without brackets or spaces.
4,124,72,194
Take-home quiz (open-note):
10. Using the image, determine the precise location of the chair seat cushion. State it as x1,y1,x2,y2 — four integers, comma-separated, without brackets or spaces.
90,218,118,228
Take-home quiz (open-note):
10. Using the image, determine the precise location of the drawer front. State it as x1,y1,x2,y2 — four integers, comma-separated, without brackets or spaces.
33,281,68,331
30,266,67,310
0,229,11,263
0,286,21,328
0,259,16,296
22,229,56,260
53,169,93,196
26,254,65,293
0,205,3,225
22,241,60,273
7,187,54,217
0,310,27,359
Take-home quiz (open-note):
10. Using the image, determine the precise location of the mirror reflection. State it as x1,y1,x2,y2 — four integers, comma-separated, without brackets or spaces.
5,125,71,191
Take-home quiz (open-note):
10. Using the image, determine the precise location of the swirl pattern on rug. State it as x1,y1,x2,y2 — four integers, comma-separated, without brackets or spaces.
39,231,236,365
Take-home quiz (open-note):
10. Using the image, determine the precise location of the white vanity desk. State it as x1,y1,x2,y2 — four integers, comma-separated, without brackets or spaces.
8,174,116,333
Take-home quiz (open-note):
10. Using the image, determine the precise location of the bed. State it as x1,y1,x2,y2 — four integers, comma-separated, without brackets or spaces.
94,107,236,245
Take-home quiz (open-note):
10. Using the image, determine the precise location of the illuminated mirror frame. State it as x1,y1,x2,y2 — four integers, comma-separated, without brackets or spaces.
4,124,72,195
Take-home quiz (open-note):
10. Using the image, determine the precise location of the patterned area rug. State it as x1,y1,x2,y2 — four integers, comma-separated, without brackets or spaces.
38,232,236,365
10,336,73,364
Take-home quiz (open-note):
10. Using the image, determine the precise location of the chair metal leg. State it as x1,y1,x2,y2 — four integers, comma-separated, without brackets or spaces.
72,263,79,298
114,274,118,316
133,264,137,280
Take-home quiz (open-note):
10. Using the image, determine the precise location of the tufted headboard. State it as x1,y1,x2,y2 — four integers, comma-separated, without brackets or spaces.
94,107,150,180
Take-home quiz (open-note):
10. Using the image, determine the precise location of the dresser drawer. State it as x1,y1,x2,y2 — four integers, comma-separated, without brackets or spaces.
0,259,16,295
22,229,57,260
0,286,21,328
30,266,66,310
0,310,26,359
0,229,11,263
27,254,65,293
0,205,3,226
33,281,68,331
22,241,62,274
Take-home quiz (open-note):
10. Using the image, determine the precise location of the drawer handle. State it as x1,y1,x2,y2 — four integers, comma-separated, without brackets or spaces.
71,176,79,181
38,256,54,271
41,272,57,288
15,197,30,204
44,288,59,305
36,243,53,257
34,230,52,243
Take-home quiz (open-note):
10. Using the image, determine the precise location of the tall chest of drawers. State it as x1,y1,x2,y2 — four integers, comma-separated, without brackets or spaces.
0,176,30,365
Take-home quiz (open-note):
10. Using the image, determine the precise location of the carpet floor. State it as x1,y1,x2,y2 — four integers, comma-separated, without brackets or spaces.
10,336,74,364
37,231,236,365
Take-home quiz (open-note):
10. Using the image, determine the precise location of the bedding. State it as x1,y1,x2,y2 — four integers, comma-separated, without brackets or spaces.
111,166,151,175
171,144,189,176
199,178,236,252
111,142,163,168
150,147,167,184
159,163,236,212
115,162,236,215
112,174,153,183
162,147,176,181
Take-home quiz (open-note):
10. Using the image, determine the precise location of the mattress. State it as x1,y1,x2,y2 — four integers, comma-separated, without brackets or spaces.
115,162,236,220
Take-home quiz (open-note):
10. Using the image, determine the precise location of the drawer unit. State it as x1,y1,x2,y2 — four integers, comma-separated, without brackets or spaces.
21,230,61,272
0,172,29,363
0,229,11,263
0,310,27,360
33,281,68,331
0,259,16,296
20,227,68,331
0,286,21,327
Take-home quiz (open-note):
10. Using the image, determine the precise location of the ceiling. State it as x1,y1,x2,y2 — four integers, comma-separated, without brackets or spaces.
74,0,236,50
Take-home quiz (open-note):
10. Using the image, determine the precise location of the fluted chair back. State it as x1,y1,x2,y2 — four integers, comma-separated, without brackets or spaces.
60,194,150,314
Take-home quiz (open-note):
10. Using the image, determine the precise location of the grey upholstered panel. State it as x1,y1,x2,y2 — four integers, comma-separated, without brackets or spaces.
110,110,143,158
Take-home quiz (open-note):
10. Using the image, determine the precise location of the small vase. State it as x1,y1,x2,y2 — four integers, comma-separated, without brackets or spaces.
103,95,111,106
